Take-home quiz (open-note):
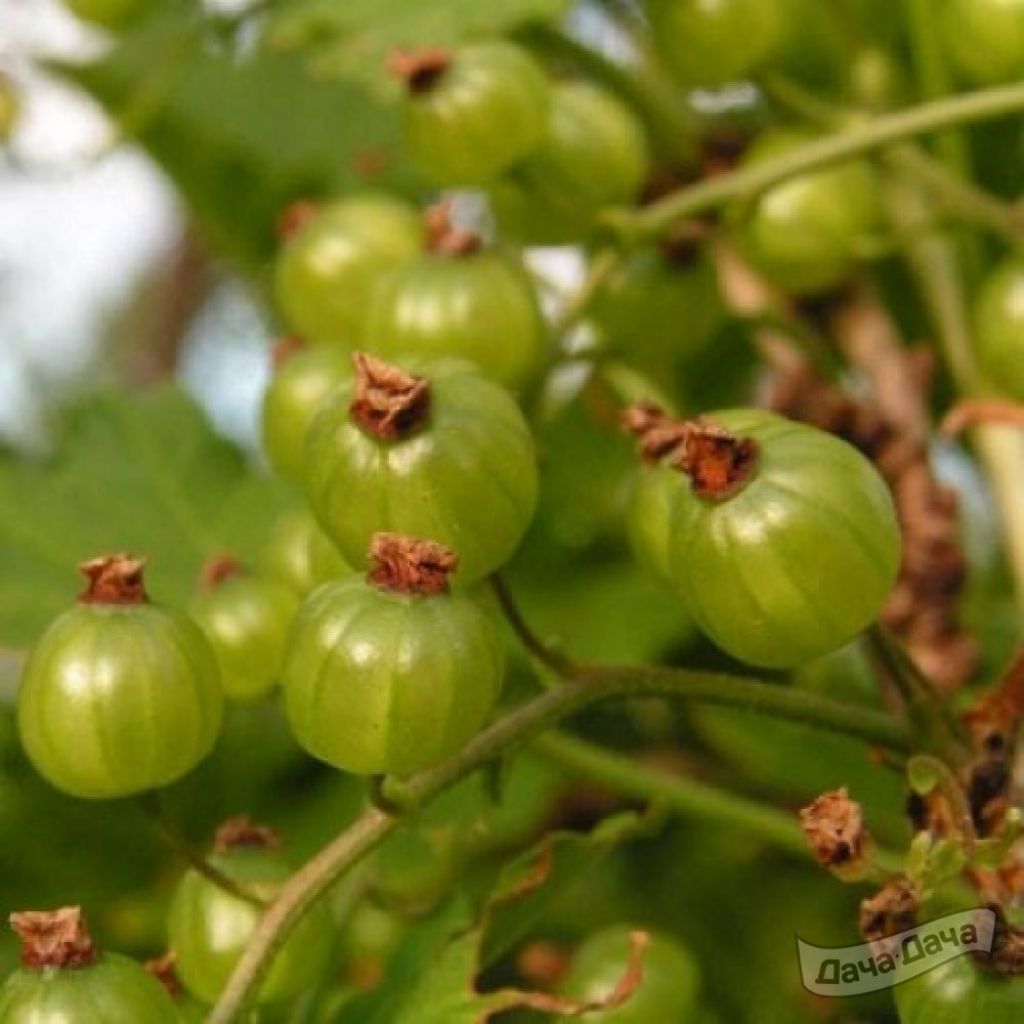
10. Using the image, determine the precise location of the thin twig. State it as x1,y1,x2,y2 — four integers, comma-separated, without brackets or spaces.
490,574,577,677
608,81,1024,241
534,731,810,856
140,793,265,907
207,658,911,1022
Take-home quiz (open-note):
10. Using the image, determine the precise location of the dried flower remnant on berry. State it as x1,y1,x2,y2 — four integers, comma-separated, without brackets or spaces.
622,403,689,462
859,876,918,959
276,200,319,241
961,653,1024,837
674,418,759,500
975,904,1024,975
350,353,431,440
213,815,281,853
423,201,483,257
387,47,452,94
799,788,873,880
145,952,183,998
368,533,458,597
78,554,147,605
200,554,244,590
10,906,97,969
271,335,305,370
623,404,759,499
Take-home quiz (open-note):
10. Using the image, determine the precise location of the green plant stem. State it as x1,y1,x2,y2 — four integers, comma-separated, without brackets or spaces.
886,146,1024,248
140,793,265,908
866,625,971,766
490,575,576,677
764,75,1024,247
206,660,910,1023
610,82,1024,241
534,731,809,856
901,0,969,174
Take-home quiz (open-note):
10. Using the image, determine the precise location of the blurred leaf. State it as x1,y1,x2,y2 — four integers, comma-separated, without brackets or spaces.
481,810,647,966
59,11,420,275
269,0,573,95
0,387,288,647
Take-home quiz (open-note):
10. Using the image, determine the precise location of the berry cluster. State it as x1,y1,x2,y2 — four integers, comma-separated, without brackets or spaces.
11,0,1024,1018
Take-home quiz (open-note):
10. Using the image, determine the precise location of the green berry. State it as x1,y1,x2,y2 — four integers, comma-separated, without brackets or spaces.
17,556,223,800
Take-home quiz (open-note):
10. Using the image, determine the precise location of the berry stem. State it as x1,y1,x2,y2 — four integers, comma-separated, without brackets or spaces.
206,639,911,1023
140,793,266,907
610,82,1024,241
533,730,810,857
490,574,576,677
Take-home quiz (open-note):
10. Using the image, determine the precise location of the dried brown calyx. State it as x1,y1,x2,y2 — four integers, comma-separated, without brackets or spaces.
350,353,431,440
975,904,1024,975
78,554,147,605
368,532,458,596
387,47,452,94
676,419,759,500
621,403,689,462
423,202,483,257
276,199,319,241
859,876,918,959
213,815,281,854
271,335,305,370
201,554,244,590
799,788,873,879
145,952,182,998
960,652,1024,837
10,907,97,970
623,404,759,500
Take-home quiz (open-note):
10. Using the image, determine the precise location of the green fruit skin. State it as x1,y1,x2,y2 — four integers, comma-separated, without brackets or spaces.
262,347,351,482
274,195,424,346
896,955,1024,1023
592,250,722,366
734,129,883,296
304,358,539,583
282,576,505,776
190,575,299,702
169,845,334,1005
65,0,144,29
258,508,353,597
648,409,901,668
558,926,700,1024
17,603,224,799
940,0,1024,84
0,954,178,1023
975,257,1024,402
490,81,650,245
627,461,680,581
404,41,550,185
364,250,546,389
645,0,794,87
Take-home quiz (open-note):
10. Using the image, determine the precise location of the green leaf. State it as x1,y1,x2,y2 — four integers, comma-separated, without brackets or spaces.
268,0,572,94
480,810,649,967
60,11,421,275
0,387,288,647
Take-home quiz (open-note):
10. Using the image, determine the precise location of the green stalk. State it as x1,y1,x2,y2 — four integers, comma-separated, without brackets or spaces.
611,82,1024,241
534,731,809,856
206,661,910,1022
